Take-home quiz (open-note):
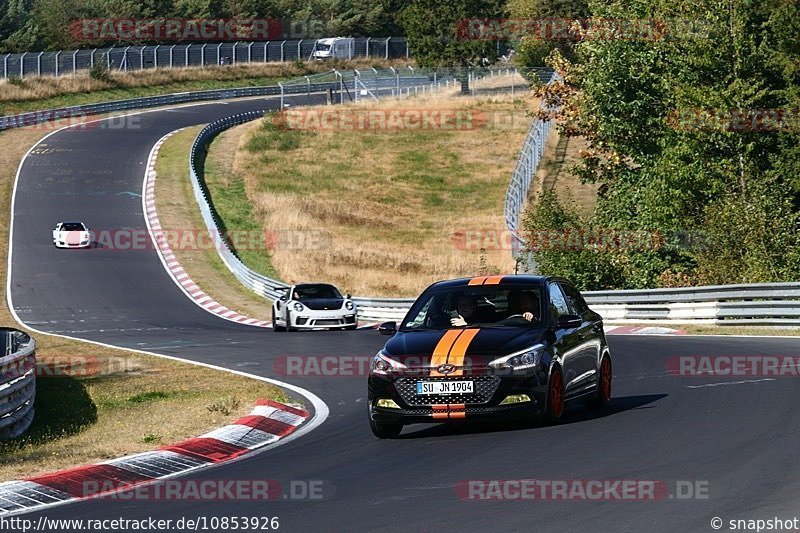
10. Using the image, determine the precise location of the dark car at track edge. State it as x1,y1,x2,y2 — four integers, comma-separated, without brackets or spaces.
367,275,612,438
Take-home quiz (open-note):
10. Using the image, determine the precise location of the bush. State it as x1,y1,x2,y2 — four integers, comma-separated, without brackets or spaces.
521,189,626,290
89,56,111,82
693,184,800,284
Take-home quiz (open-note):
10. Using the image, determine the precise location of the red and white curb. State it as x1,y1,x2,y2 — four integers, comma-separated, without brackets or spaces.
0,399,307,516
604,325,686,335
143,130,271,328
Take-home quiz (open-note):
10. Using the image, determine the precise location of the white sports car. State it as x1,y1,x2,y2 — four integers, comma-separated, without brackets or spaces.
52,222,91,249
272,283,358,331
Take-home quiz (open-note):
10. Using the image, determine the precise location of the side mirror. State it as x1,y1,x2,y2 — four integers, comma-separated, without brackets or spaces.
557,314,582,329
378,321,397,336
346,293,351,299
279,294,288,301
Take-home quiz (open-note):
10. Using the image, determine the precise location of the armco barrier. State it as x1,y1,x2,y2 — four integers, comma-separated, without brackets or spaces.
0,329,36,440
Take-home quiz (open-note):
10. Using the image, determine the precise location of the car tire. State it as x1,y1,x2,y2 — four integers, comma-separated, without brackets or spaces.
344,324,357,330
544,365,565,424
369,414,402,439
586,355,612,408
272,309,285,332
285,311,295,332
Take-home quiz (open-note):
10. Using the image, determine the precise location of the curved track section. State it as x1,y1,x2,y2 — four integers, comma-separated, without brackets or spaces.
8,98,800,531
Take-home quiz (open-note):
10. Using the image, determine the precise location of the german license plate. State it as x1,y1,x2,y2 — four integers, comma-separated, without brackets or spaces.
416,381,473,395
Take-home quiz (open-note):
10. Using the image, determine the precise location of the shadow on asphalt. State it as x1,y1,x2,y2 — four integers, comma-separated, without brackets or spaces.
397,394,668,439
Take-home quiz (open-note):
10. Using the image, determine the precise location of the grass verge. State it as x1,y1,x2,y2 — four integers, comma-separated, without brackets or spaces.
203,76,535,297
0,117,288,481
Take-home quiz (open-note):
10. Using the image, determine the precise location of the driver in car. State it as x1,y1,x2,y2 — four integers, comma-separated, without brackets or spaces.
508,290,539,322
450,295,478,327
450,294,478,327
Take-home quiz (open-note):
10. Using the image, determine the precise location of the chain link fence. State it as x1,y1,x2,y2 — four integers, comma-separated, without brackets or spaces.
505,70,559,273
0,38,409,80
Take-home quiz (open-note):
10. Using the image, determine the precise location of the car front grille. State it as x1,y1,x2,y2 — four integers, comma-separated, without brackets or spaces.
395,375,501,406
313,319,341,326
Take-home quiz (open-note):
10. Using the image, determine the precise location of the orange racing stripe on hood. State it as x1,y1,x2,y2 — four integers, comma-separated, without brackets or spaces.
446,329,480,376
429,329,463,376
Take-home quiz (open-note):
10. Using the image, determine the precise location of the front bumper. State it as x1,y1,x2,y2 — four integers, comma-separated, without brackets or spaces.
368,369,549,424
290,313,356,329
54,241,90,248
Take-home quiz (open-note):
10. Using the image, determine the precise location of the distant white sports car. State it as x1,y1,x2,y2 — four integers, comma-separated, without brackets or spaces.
52,222,91,249
272,283,358,331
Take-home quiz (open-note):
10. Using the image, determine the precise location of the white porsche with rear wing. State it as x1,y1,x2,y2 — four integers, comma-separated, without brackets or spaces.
272,283,358,331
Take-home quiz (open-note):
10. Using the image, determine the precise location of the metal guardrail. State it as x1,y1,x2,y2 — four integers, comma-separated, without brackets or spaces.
0,329,36,440
0,37,410,80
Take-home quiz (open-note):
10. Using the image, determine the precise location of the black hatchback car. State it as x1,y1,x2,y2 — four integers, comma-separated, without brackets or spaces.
367,275,612,438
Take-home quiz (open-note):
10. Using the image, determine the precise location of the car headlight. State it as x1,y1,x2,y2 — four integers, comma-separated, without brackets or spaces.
489,344,545,372
371,351,407,375
345,301,354,311
293,302,304,312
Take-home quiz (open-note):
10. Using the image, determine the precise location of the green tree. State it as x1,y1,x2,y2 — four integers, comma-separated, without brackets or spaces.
528,0,800,288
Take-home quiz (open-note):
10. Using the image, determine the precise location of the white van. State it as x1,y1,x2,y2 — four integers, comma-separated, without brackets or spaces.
312,37,355,60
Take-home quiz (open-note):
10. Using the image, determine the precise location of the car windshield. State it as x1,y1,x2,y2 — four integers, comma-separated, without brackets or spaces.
294,284,342,300
401,283,545,331
316,44,331,51
60,223,85,231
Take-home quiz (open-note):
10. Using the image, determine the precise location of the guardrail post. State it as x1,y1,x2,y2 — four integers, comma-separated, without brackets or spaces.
305,75,310,100
279,82,284,108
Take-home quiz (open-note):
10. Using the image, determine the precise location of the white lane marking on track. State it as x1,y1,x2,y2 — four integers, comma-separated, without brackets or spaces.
4,104,330,518
686,378,776,389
